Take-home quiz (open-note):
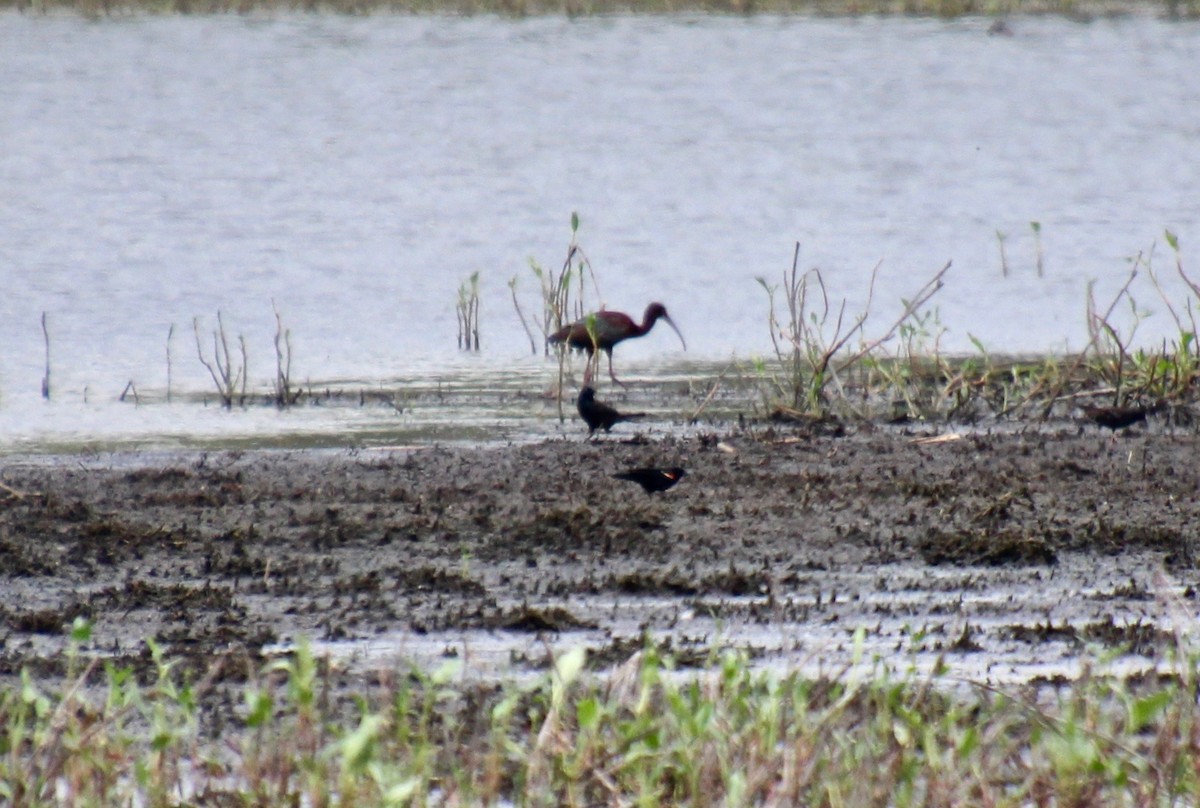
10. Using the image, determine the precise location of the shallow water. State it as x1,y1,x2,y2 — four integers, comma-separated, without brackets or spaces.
3,12,1199,450
298,553,1191,688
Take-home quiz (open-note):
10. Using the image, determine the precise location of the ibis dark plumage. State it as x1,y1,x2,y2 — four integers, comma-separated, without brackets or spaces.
613,467,686,495
549,303,685,385
577,386,645,439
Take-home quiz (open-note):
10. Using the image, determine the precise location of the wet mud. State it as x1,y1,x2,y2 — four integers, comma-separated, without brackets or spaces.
1,421,1197,698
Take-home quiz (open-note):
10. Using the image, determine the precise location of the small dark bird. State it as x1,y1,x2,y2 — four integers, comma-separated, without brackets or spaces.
549,303,686,386
987,18,1013,36
1080,404,1152,432
613,467,686,495
577,386,645,438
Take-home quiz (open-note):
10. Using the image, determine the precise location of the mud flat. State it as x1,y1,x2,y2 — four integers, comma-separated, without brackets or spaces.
1,423,1197,697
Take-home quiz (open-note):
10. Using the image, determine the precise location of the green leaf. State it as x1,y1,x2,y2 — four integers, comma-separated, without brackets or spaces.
571,211,579,232
577,697,600,730
431,659,462,686
1165,229,1179,250
492,690,520,724
383,778,420,806
342,714,384,775
1129,690,1172,733
69,616,92,644
555,646,587,689
956,725,980,761
244,690,273,728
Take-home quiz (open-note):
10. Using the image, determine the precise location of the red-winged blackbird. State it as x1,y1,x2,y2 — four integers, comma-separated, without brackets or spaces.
549,303,686,386
1080,404,1153,432
577,386,645,438
613,467,686,495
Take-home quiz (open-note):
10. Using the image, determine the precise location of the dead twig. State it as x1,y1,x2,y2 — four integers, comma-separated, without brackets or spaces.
193,312,243,409
688,360,738,421
0,480,32,501
41,311,50,400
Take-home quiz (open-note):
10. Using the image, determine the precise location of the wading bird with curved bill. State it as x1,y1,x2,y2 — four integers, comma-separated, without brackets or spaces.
549,302,686,386
577,385,645,439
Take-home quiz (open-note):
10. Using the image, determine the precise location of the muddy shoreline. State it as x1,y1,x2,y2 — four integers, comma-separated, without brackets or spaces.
1,421,1197,698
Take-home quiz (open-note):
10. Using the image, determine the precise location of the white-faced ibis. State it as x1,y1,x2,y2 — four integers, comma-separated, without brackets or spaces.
549,302,686,386
613,467,686,495
577,385,645,439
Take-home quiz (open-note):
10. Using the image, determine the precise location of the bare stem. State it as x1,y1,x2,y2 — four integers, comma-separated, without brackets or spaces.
41,312,50,400
166,323,175,404
509,277,538,355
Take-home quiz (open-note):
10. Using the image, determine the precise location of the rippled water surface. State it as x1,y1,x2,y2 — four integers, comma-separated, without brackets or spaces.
2,11,1198,449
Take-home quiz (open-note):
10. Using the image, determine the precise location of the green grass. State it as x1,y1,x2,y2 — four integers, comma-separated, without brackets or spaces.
750,233,1200,425
4,620,1200,806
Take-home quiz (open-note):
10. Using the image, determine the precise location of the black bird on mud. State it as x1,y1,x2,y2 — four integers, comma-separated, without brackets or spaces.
1080,403,1161,433
577,386,645,439
613,467,686,495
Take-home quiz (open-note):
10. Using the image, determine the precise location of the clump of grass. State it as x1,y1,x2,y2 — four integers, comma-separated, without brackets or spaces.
1017,232,1199,422
7,622,1200,805
512,212,605,414
756,242,950,418
456,271,481,352
512,212,601,359
749,230,1200,426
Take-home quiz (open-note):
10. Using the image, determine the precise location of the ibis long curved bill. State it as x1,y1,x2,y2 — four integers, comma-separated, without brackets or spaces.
549,302,685,385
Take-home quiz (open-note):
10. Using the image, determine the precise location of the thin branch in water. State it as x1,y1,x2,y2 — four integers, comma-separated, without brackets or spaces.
238,334,248,405
1031,221,1044,278
509,277,538,355
41,312,50,400
166,323,175,404
272,302,299,408
193,312,243,409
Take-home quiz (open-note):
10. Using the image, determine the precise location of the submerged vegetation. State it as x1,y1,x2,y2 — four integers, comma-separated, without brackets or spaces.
4,621,1200,805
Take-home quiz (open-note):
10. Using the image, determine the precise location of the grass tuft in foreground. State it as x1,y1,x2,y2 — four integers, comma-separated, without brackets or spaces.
4,620,1200,805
